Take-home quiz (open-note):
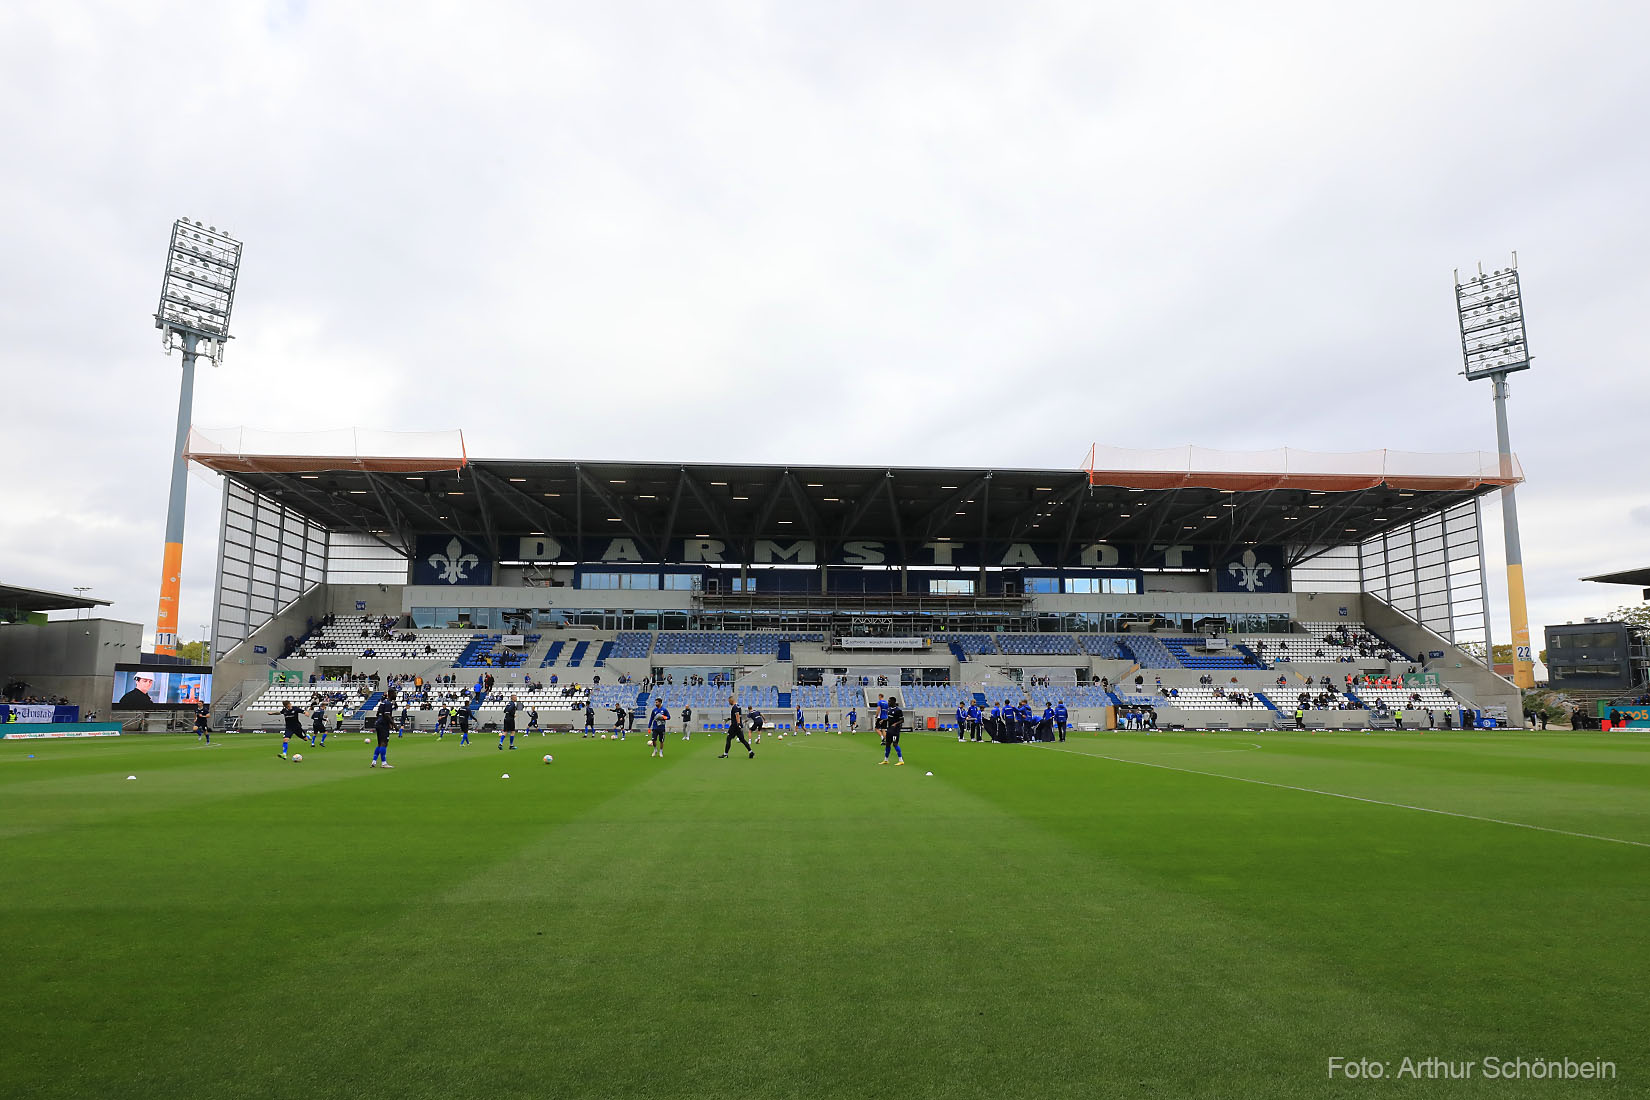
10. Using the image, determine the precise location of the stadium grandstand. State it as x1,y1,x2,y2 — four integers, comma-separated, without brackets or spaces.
187,431,1523,733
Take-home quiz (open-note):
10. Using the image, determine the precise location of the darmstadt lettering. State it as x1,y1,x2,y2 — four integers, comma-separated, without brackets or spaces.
490,535,1282,574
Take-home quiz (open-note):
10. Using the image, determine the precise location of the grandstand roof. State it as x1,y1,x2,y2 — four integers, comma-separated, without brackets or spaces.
185,443,1520,567
1,582,110,613
1582,566,1650,587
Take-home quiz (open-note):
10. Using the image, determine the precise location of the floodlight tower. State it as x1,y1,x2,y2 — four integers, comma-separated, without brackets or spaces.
1454,254,1534,689
151,219,242,655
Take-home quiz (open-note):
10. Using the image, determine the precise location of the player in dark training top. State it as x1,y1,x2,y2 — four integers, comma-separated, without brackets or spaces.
278,702,304,759
500,695,519,751
370,691,396,768
880,696,905,765
719,695,754,759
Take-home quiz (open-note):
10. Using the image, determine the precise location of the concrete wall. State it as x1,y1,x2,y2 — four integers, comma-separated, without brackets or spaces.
0,617,143,718
215,583,403,683
1359,594,1521,720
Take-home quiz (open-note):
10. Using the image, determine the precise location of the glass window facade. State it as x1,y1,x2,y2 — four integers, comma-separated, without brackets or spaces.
213,479,335,661
1355,500,1487,659
579,572,660,591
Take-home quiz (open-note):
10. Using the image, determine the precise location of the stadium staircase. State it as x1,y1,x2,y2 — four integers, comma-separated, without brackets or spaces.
566,640,590,667
1233,642,1267,668
1159,637,1251,670
1122,636,1182,669
453,638,489,667
540,640,565,667
351,691,384,722
593,641,615,667
776,641,792,662
1256,693,1282,712
949,641,969,663
777,691,791,709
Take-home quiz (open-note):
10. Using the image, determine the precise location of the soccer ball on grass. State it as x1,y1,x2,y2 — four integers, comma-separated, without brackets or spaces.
543,754,553,764
292,754,303,763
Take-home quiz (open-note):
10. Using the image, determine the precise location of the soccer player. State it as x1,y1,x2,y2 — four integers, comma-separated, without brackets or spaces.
874,693,889,746
584,702,595,737
795,703,806,734
311,705,327,747
749,707,764,744
279,702,304,759
195,701,210,742
967,701,982,742
371,692,395,768
719,694,755,759
437,706,449,738
501,695,519,750
457,705,471,746
1041,703,1056,742
681,704,692,740
847,707,858,733
880,696,905,765
398,701,411,738
1054,700,1068,742
649,700,670,758
527,706,540,735
955,700,967,742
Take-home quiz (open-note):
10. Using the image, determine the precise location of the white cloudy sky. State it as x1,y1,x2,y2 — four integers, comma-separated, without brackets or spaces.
2,0,1646,653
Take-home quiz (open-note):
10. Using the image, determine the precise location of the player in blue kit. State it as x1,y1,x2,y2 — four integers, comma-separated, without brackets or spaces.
1055,700,1068,742
649,700,670,758
846,707,857,733
967,701,982,741
955,700,967,742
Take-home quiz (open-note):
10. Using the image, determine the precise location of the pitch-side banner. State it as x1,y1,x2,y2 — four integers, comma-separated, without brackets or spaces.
1,704,80,723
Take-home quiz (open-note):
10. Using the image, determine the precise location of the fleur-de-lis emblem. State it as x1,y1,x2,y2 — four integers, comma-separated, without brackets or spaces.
1228,548,1273,592
428,537,479,584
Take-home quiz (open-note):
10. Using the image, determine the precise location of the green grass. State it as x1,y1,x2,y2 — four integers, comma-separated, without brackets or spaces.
1,728,1645,1099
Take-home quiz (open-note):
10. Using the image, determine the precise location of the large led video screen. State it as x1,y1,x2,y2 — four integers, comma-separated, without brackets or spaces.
112,664,213,709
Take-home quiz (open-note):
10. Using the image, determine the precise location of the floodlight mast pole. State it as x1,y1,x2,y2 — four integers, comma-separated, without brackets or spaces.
154,330,199,657
1455,256,1535,690
151,218,242,657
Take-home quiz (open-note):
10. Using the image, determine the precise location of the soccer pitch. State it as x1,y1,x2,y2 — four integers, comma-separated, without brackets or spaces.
2,729,1644,1099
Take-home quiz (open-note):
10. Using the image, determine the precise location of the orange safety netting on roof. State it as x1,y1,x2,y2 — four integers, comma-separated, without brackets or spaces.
1082,444,1522,492
185,427,468,475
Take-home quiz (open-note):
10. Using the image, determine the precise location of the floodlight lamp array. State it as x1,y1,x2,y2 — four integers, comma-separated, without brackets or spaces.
155,218,242,365
1455,265,1530,380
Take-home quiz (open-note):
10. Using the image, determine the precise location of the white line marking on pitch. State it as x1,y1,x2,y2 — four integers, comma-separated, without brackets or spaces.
1044,744,1650,850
